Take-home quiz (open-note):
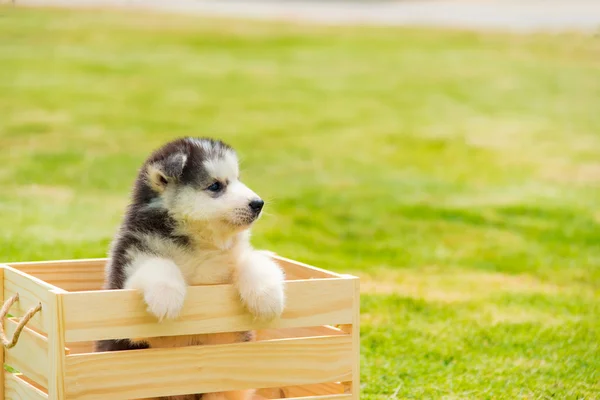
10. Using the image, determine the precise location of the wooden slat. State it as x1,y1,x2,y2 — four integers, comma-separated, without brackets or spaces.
64,326,346,355
8,259,106,292
48,291,67,399
339,277,360,399
3,319,49,389
258,382,345,399
62,278,354,342
2,266,58,334
65,341,94,355
258,326,345,341
5,374,48,400
272,256,341,280
18,374,47,392
64,335,353,400
6,255,336,290
255,388,284,398
283,382,345,397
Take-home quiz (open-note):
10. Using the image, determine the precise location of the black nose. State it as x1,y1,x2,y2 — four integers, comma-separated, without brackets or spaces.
249,199,264,213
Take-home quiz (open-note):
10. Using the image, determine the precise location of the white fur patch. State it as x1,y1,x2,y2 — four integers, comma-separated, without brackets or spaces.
188,137,214,154
124,254,187,321
126,234,226,283
124,232,285,321
203,151,239,181
234,249,286,321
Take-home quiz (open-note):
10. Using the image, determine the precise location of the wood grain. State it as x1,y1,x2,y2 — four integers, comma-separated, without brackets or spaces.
4,374,48,400
339,276,360,400
272,256,341,280
283,382,345,397
257,382,346,398
258,326,345,341
65,335,353,400
6,256,333,292
64,326,346,355
2,266,59,335
2,258,360,399
62,278,354,342
47,291,67,399
8,259,106,292
3,318,49,389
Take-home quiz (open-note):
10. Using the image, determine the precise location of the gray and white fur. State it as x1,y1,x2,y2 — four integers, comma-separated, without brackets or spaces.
96,137,286,400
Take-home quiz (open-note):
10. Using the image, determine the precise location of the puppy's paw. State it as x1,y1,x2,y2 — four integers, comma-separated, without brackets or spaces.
143,281,186,321
243,281,285,321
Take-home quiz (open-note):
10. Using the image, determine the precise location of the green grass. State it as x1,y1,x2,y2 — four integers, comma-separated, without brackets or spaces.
1,6,599,399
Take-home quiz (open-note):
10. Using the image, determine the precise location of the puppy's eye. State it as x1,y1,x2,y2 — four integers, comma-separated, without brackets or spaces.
207,182,223,192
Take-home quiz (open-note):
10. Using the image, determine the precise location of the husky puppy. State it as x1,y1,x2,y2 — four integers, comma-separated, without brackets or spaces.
96,137,286,400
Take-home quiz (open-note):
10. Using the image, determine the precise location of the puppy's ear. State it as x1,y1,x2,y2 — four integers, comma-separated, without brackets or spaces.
147,152,187,192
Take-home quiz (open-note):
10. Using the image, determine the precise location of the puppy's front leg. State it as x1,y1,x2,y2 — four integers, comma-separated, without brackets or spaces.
125,256,187,321
235,251,285,321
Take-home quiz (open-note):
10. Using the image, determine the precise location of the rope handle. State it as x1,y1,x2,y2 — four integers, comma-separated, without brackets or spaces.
0,293,42,349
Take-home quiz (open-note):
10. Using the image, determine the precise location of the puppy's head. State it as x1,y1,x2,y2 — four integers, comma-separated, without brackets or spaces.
140,137,263,230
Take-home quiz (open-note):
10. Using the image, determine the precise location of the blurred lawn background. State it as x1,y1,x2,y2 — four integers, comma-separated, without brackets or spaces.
1,6,599,399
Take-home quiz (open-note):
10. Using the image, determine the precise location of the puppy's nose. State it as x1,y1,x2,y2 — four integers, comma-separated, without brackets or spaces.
249,199,264,214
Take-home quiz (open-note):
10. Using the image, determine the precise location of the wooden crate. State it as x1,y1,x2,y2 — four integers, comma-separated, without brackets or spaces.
0,255,359,400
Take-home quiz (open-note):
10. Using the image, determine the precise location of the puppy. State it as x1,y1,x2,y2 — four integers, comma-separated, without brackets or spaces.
96,137,286,400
